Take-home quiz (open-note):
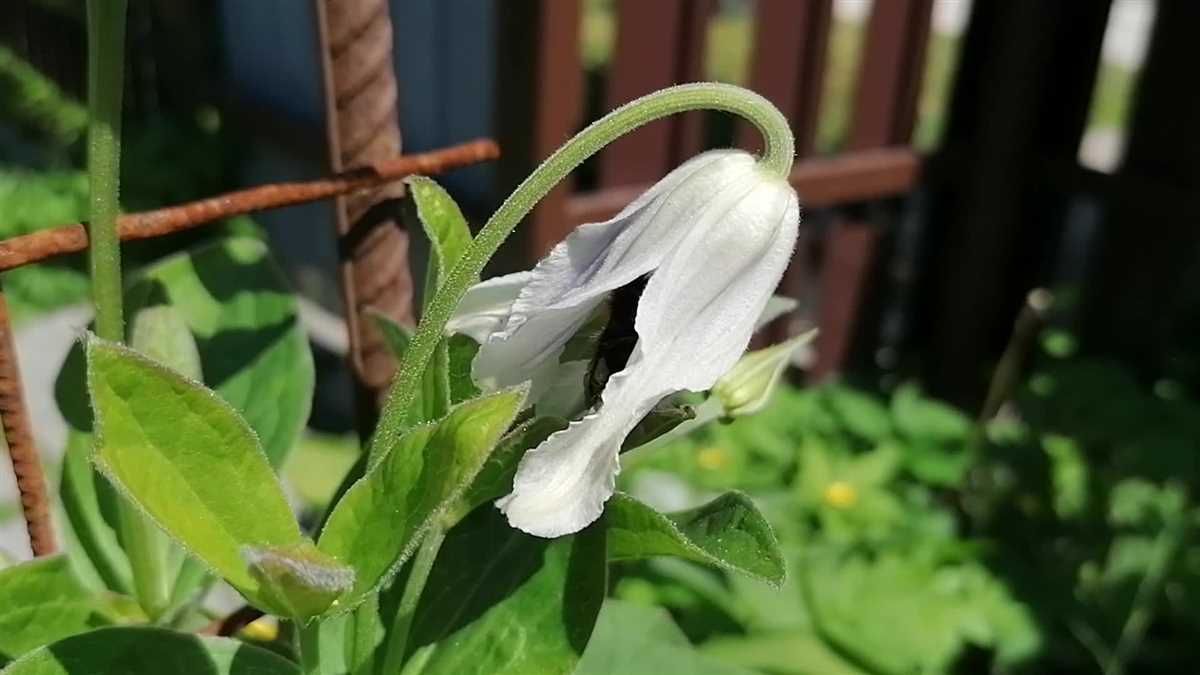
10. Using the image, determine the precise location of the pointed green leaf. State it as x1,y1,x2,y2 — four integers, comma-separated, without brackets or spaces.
606,492,785,586
0,556,115,665
86,336,302,605
58,432,130,595
446,416,568,523
0,627,300,675
243,542,355,620
447,334,481,403
372,311,450,424
404,506,607,675
127,305,202,381
406,176,472,293
318,387,527,611
124,235,313,468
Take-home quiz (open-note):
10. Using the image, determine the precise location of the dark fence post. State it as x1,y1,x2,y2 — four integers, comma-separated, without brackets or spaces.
916,0,1111,406
810,0,932,380
1082,2,1200,375
493,0,583,260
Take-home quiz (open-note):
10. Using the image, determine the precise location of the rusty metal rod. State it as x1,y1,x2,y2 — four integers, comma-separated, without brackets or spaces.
0,285,55,557
0,139,499,273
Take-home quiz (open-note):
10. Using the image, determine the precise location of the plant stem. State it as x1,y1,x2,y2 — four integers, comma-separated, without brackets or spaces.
88,0,172,623
86,0,127,342
380,528,447,674
369,83,794,464
297,620,323,675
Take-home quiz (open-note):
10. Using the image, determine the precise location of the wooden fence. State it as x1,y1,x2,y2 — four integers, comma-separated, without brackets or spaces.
493,0,933,382
6,0,1200,408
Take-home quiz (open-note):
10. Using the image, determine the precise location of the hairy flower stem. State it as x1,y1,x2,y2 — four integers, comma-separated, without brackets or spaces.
369,83,794,463
86,0,127,343
87,0,169,621
380,528,447,674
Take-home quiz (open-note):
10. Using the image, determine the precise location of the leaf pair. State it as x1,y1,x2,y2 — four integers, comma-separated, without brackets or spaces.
86,332,530,620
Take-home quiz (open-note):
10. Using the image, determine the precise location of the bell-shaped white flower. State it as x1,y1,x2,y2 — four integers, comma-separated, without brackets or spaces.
452,149,800,537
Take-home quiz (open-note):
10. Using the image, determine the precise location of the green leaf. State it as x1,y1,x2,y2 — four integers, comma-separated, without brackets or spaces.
447,334,481,403
700,632,868,675
318,387,527,611
621,399,696,452
606,492,785,586
823,385,891,442
0,627,300,675
125,235,313,468
243,542,355,620
890,383,970,443
372,311,450,424
127,305,202,380
575,600,758,675
0,557,115,664
58,432,130,595
406,176,473,294
405,506,607,675
447,416,568,523
86,336,303,607
130,237,313,468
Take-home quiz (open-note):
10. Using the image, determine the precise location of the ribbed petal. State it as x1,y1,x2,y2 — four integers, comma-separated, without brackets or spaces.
473,150,757,391
500,171,800,537
444,272,532,342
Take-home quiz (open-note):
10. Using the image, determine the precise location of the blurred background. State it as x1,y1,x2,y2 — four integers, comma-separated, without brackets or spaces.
2,1,1198,673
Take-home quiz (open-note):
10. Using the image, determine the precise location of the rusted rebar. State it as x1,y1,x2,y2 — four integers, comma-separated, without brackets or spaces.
0,286,55,557
314,0,415,436
0,139,498,273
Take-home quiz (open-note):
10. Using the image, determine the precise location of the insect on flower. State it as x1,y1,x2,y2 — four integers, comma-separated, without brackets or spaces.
446,149,800,537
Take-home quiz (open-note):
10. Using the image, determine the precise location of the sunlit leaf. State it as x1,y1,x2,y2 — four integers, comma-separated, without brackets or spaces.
404,506,607,675
86,336,302,609
318,387,527,611
406,176,472,294
0,627,300,675
0,557,115,665
607,492,785,586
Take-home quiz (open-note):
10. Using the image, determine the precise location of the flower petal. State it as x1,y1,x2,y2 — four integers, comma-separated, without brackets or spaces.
445,272,532,342
500,173,800,537
474,151,758,390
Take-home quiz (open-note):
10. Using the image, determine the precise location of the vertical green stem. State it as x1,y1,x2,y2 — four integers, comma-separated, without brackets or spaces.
297,620,323,675
86,0,127,342
380,528,447,675
368,83,795,464
88,0,172,622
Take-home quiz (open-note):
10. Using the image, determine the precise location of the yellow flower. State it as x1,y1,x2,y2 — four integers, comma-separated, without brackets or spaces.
696,446,732,471
823,480,858,509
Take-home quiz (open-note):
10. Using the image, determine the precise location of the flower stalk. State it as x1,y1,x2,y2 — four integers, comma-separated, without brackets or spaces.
86,0,127,343
370,83,795,463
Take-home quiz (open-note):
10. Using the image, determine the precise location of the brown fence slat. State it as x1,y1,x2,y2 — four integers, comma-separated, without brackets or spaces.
670,0,716,163
811,221,881,380
566,148,920,227
598,0,690,187
497,0,584,256
848,0,934,149
740,0,832,157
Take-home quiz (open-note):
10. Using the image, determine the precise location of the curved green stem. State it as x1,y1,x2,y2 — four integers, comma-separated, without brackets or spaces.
368,83,793,462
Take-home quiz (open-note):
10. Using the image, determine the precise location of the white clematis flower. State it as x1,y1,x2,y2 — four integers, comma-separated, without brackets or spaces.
450,149,800,537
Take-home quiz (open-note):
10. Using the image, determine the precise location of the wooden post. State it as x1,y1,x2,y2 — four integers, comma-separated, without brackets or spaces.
917,1,1112,405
